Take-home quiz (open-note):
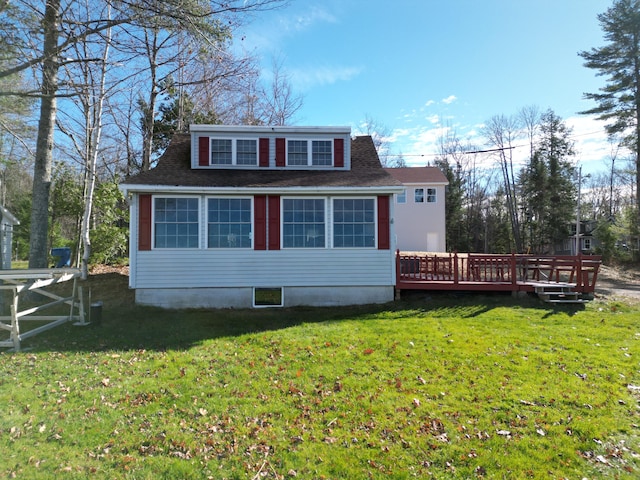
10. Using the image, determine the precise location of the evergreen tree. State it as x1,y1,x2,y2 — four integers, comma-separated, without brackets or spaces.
519,110,576,253
579,0,640,242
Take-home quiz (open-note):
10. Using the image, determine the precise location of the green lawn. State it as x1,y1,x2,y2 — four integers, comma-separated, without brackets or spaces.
1,287,639,479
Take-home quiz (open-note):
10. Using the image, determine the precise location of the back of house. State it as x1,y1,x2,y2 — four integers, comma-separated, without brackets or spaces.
120,125,403,309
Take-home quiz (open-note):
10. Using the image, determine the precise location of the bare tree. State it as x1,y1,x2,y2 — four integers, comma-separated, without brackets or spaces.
1,0,287,267
482,114,523,252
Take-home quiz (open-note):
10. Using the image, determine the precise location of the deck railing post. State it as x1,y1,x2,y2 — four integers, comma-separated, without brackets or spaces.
453,252,459,284
511,253,517,288
576,253,583,290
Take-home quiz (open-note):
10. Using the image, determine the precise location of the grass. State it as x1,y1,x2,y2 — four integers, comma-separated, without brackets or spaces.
1,272,639,479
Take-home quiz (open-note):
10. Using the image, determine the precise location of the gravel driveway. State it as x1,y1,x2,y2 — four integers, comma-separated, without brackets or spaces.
594,265,640,301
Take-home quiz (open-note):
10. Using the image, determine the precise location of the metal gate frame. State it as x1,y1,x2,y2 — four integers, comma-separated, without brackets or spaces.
0,269,85,351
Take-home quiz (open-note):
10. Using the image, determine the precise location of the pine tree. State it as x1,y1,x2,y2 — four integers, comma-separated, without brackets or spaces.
579,0,640,245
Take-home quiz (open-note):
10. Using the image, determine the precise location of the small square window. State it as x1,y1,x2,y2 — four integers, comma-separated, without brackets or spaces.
414,188,424,203
211,139,232,165
254,287,283,307
288,140,308,165
426,188,436,203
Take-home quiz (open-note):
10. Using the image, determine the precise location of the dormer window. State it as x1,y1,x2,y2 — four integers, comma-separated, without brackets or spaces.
287,139,334,166
210,138,258,166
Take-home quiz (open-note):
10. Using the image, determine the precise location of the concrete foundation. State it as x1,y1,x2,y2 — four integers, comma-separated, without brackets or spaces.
135,285,394,309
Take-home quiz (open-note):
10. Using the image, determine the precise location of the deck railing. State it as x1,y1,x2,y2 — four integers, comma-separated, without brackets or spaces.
396,251,601,294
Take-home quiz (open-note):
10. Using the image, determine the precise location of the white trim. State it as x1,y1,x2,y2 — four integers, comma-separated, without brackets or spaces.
190,125,351,135
120,185,405,196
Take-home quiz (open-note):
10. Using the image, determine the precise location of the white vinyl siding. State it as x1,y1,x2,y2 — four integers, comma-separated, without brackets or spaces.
132,249,395,289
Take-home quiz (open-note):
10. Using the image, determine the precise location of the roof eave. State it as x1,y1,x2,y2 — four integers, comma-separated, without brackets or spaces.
119,184,405,196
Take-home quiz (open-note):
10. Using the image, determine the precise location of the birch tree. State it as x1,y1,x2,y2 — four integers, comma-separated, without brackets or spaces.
1,0,286,267
482,114,523,253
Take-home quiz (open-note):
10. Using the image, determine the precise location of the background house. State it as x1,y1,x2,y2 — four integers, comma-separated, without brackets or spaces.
384,167,448,252
1,205,19,269
120,125,403,309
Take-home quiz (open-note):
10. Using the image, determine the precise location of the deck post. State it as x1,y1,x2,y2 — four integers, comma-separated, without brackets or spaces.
511,253,517,290
453,252,459,284
576,253,583,290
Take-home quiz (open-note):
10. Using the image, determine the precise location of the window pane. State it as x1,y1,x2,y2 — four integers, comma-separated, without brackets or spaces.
154,197,199,249
427,188,437,203
207,197,252,248
211,139,232,165
414,188,424,203
333,198,375,248
312,140,332,166
237,139,257,165
288,140,308,165
283,198,325,248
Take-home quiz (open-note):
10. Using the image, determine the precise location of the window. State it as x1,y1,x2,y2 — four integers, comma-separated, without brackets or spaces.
254,287,283,307
333,198,375,248
287,139,333,166
426,188,437,203
414,188,424,203
210,138,257,165
287,140,308,165
582,237,592,251
211,139,232,165
282,198,325,248
312,140,332,165
397,189,406,204
236,139,257,165
154,197,199,248
207,198,252,248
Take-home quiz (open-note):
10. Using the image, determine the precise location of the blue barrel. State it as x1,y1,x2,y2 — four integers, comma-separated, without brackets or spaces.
50,247,71,267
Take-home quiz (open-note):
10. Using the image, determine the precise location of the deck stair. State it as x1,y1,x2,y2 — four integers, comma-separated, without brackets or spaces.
534,284,586,304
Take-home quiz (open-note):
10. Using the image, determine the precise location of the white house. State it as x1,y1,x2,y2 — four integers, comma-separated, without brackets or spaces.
120,125,404,309
1,205,19,270
384,167,448,252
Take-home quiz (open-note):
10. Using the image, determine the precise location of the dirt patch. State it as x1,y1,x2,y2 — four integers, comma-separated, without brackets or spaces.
595,265,640,301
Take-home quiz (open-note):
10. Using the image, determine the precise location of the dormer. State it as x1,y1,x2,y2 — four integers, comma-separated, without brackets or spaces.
190,125,351,171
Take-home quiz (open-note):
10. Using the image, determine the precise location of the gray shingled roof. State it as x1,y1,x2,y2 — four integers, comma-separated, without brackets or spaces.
122,134,402,189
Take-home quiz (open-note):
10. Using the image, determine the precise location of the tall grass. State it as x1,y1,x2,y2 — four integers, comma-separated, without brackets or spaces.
1,288,639,479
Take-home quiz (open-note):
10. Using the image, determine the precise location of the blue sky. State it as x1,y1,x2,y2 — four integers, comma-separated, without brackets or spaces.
238,0,620,176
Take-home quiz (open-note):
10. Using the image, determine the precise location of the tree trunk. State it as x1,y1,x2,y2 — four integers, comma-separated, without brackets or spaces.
29,0,60,269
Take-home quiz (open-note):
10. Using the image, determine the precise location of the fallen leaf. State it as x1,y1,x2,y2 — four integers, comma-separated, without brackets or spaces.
101,378,110,387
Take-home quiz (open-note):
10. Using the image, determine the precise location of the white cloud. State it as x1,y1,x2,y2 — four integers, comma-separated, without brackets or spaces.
424,100,436,107
290,65,363,91
442,95,457,105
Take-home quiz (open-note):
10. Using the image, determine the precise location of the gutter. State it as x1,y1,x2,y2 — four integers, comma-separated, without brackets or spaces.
119,184,405,197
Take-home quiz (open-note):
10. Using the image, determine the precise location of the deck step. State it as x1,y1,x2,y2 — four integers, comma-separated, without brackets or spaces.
535,286,587,304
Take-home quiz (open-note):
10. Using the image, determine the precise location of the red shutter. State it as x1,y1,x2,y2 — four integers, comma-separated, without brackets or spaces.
334,138,344,168
198,136,210,166
268,195,281,250
259,138,269,167
254,195,267,250
377,195,390,250
138,194,152,251
275,138,286,167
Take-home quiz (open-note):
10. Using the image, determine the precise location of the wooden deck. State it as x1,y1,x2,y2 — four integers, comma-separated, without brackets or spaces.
395,251,601,299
